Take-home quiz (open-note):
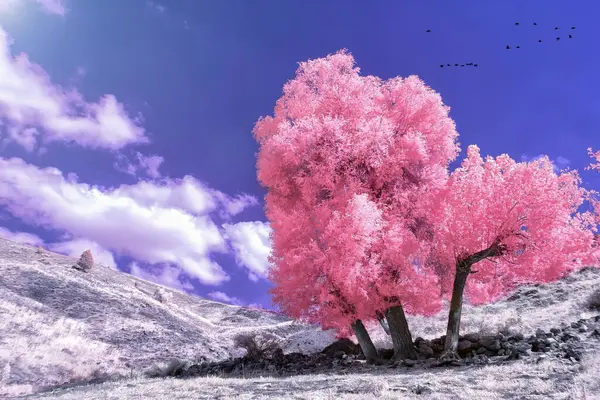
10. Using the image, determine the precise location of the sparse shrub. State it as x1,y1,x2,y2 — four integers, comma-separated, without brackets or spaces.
585,288,600,311
153,288,173,304
233,332,281,359
144,358,190,378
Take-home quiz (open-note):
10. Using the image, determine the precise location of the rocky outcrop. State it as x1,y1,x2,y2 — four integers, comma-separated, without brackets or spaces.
72,250,94,272
162,315,600,380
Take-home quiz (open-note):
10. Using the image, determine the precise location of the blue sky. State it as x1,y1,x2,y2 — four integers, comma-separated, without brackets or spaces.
0,0,598,310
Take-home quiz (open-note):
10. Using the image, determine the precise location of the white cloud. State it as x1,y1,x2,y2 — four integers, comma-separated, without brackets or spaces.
206,291,242,305
114,151,164,179
0,26,148,151
0,157,240,285
129,261,194,293
112,176,258,218
35,0,65,15
222,221,272,282
0,0,65,15
215,193,259,218
48,238,117,269
0,226,43,245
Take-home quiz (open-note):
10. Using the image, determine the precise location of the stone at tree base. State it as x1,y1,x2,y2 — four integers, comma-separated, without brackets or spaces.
72,249,94,272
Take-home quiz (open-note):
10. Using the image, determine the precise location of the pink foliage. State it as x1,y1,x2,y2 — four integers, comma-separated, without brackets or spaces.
255,50,460,335
431,145,597,305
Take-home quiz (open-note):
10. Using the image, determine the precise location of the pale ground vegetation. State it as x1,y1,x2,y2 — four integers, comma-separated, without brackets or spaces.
0,236,599,399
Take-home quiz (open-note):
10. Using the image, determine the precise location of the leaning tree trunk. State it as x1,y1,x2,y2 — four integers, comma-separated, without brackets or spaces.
386,304,417,360
351,319,381,364
376,310,390,335
442,260,471,358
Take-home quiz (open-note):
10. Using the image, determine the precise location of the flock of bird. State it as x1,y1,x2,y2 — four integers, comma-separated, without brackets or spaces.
429,22,577,68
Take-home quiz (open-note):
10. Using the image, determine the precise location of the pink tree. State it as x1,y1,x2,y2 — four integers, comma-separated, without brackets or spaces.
254,50,460,361
431,145,597,358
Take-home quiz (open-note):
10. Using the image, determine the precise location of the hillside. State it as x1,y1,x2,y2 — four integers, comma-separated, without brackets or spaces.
1,236,600,399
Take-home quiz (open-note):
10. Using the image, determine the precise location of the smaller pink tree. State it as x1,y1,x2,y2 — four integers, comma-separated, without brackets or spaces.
431,145,597,358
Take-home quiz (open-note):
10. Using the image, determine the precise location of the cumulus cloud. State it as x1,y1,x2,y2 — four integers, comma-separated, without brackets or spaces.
0,226,43,245
520,153,570,173
114,151,164,179
206,291,242,305
214,193,259,218
48,238,117,269
129,261,194,293
222,221,272,282
35,0,65,15
0,26,148,151
0,157,240,285
113,176,259,218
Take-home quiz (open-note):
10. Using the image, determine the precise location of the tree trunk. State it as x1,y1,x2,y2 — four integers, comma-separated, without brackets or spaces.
386,305,417,360
443,261,471,356
376,310,390,335
351,319,381,364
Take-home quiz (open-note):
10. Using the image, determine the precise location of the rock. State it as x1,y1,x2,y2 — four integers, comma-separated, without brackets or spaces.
479,337,501,351
457,340,473,351
550,327,561,335
418,344,434,357
509,332,525,341
321,338,361,357
562,344,583,362
153,288,173,303
561,332,581,342
535,328,546,338
462,333,481,342
403,359,417,367
515,343,531,354
72,250,94,272
578,325,588,333
590,329,600,339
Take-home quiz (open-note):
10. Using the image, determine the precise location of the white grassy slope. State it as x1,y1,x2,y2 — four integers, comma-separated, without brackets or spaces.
1,236,599,399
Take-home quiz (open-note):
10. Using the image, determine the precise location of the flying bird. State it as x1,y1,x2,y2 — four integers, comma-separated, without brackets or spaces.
506,45,511,49
569,34,573,38
447,63,451,66
538,39,543,42
571,26,576,29
515,22,520,26
454,63,459,66
426,29,431,32
461,64,465,67
440,64,444,68
474,64,478,67
516,45,521,49
556,37,560,41
555,27,559,30
533,22,537,26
